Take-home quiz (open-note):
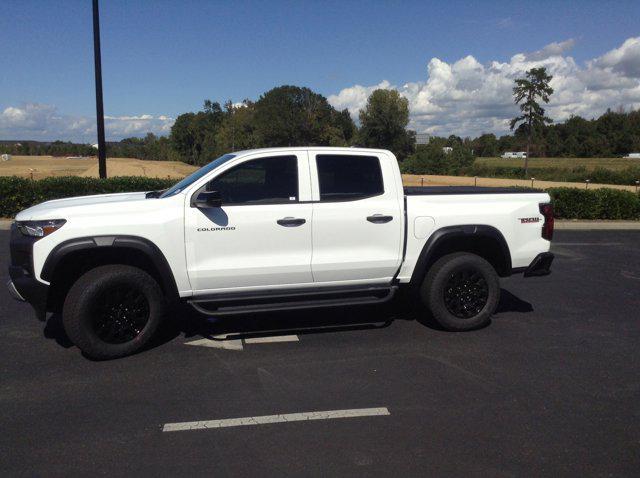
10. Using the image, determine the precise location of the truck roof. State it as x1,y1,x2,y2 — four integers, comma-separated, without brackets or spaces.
231,146,394,156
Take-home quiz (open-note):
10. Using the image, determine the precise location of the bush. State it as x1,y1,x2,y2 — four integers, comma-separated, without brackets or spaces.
0,176,176,218
548,187,640,220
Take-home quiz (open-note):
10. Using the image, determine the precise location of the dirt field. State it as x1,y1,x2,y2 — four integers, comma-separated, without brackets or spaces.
0,155,197,179
402,174,639,192
476,156,640,171
1,155,637,192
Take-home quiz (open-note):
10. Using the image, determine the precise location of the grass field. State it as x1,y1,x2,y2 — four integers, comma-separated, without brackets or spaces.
0,155,197,179
475,156,640,171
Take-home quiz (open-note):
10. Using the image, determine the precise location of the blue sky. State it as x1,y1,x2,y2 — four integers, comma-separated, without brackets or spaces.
1,0,639,141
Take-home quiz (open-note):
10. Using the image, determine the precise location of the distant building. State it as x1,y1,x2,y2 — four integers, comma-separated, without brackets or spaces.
501,151,527,159
91,144,99,149
623,153,640,159
415,133,431,145
442,147,453,154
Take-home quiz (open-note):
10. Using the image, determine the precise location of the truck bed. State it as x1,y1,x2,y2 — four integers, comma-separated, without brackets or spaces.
404,186,540,196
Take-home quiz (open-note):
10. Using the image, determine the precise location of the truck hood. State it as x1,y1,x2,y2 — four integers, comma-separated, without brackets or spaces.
15,192,149,221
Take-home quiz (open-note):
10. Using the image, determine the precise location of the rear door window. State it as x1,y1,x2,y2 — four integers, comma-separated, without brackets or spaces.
316,155,383,201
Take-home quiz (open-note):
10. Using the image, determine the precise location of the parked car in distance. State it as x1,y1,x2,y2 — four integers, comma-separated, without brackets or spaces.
8,147,554,359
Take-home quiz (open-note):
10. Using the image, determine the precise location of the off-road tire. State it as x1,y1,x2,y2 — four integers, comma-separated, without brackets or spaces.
420,252,500,331
62,265,166,359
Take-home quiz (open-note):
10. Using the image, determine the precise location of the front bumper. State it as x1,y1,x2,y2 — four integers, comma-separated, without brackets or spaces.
8,266,49,320
7,279,25,301
523,252,554,277
8,224,49,320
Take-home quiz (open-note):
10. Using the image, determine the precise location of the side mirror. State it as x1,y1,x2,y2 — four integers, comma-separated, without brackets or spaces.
193,190,222,208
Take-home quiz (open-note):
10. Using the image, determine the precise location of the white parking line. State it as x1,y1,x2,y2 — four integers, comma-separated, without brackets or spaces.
162,407,390,432
244,335,299,344
185,338,244,350
553,242,623,246
185,334,299,350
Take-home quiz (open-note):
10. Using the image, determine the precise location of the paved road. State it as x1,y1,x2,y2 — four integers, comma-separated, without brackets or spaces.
1,231,639,476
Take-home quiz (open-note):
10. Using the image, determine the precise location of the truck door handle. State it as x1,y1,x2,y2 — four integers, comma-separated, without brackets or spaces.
277,217,306,227
367,214,393,224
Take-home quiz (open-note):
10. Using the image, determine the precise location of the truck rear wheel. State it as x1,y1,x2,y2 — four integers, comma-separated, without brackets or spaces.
420,252,500,331
62,265,166,359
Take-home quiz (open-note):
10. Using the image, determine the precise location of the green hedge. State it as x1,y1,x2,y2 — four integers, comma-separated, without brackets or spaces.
464,165,640,186
0,176,175,218
1,176,639,221
547,187,640,220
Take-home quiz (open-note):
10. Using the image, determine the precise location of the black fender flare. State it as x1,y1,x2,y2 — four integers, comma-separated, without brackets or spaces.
409,225,512,284
41,235,178,298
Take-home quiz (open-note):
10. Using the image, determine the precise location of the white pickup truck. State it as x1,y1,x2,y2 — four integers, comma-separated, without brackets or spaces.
8,147,554,359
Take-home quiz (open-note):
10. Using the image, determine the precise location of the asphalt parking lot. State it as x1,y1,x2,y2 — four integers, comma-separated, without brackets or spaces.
1,230,639,476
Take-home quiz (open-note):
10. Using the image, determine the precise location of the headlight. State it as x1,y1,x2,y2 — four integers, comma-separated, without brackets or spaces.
16,219,66,238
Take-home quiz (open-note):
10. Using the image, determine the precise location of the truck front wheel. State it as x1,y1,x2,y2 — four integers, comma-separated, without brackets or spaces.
62,265,166,359
420,252,500,331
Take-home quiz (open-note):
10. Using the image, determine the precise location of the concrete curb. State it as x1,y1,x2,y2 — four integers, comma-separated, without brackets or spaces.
2,219,639,231
555,220,640,230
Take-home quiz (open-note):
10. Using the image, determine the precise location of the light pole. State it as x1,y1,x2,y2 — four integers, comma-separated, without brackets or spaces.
93,0,107,178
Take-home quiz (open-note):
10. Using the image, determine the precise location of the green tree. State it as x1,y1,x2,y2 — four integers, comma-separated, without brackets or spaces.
215,100,258,154
358,89,414,161
253,85,353,147
510,67,554,175
472,133,499,157
170,100,224,165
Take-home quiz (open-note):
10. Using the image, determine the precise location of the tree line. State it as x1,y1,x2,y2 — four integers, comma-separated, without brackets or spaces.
469,108,640,159
2,85,639,167
0,134,180,161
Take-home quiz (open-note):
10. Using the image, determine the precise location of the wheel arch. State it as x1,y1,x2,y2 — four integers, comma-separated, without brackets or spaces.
409,225,512,286
42,235,179,313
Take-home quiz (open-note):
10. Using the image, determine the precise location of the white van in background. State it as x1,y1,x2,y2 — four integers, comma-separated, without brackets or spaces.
501,152,527,159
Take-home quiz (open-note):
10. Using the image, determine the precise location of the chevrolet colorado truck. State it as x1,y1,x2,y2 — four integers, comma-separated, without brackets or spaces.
8,147,554,359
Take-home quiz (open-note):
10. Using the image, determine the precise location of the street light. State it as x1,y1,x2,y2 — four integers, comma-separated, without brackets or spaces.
635,180,639,193
93,0,107,178
585,179,590,190
531,177,535,188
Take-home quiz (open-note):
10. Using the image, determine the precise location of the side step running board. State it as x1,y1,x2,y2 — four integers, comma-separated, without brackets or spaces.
189,286,398,316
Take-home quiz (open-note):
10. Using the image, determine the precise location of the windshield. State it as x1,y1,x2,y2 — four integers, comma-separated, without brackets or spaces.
160,154,236,198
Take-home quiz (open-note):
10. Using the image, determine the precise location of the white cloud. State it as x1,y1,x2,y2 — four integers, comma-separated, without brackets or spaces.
328,37,640,138
326,80,393,118
591,37,640,78
525,38,576,61
0,103,174,142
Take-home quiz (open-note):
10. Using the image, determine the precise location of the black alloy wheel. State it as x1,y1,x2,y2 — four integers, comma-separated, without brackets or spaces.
443,268,489,319
92,285,150,344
